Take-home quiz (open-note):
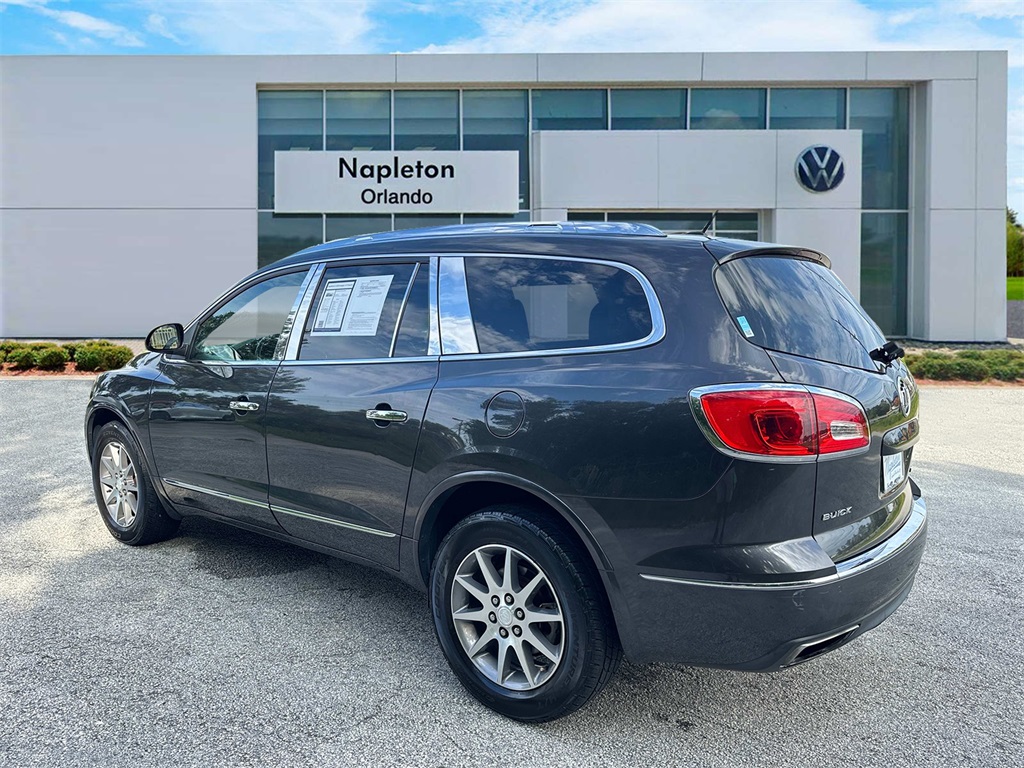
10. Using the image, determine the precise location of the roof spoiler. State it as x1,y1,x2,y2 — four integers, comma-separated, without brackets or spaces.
714,246,831,270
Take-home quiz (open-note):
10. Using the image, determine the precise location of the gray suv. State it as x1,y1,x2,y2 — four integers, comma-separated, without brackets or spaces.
86,222,926,721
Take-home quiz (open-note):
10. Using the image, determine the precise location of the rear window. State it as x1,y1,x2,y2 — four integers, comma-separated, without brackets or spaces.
715,256,885,371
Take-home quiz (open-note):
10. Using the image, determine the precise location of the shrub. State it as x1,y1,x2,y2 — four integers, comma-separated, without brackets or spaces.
6,347,37,370
35,346,70,371
954,349,985,361
62,342,80,361
0,349,6,364
951,358,988,381
991,365,1023,382
75,343,134,372
0,340,25,355
101,345,135,369
910,355,958,380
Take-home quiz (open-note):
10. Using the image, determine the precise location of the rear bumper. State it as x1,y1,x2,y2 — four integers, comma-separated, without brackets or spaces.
620,491,927,668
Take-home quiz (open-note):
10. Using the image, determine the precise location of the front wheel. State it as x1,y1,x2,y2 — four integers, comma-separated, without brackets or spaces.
91,421,179,546
430,505,621,721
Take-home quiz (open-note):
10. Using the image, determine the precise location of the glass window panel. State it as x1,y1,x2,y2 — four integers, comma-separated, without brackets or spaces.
714,212,760,239
326,214,392,241
464,90,530,209
394,214,462,230
850,88,910,210
299,263,417,361
326,91,390,151
394,91,459,151
258,91,323,210
462,213,532,225
393,265,432,357
532,90,607,131
193,271,307,362
567,212,607,222
464,256,653,353
690,89,766,130
608,211,710,233
770,88,846,129
715,212,759,229
611,89,686,130
258,212,322,268
716,257,886,371
860,212,908,336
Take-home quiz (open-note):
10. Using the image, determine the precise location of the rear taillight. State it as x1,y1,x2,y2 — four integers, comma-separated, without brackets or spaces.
691,385,869,460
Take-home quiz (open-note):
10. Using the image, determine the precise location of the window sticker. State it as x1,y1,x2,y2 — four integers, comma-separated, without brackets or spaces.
311,275,394,336
736,315,755,338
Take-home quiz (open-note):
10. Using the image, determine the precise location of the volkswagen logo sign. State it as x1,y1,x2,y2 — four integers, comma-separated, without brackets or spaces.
796,145,845,193
897,377,912,418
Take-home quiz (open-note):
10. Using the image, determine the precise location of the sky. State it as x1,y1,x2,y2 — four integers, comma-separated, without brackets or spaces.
1,0,1022,212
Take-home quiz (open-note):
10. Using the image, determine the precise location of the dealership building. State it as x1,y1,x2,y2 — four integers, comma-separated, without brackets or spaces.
0,50,1008,340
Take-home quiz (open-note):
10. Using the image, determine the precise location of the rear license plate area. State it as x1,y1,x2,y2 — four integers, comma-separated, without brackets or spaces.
882,452,906,494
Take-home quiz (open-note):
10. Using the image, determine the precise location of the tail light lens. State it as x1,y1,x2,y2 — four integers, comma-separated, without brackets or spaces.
692,386,869,460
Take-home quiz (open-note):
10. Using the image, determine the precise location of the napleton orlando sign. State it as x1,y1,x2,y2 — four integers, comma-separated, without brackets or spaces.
274,150,520,214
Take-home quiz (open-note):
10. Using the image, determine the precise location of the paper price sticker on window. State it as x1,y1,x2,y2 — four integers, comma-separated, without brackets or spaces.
311,275,394,336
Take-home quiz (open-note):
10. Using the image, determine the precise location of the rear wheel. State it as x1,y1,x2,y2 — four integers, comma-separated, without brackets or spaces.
430,505,621,721
91,421,179,545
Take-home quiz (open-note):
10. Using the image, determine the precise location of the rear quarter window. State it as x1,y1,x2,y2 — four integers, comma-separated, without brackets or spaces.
715,256,886,371
464,256,654,354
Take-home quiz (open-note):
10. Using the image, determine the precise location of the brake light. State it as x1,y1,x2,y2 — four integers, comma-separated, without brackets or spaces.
814,394,870,454
693,386,868,459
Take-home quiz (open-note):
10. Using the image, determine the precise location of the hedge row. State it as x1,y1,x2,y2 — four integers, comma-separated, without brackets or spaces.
0,340,134,372
904,349,1024,381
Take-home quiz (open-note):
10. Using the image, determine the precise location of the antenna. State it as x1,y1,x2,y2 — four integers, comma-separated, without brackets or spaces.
701,210,718,236
684,211,718,236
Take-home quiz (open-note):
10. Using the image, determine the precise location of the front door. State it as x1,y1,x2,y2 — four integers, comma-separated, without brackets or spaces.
148,268,311,529
265,260,437,569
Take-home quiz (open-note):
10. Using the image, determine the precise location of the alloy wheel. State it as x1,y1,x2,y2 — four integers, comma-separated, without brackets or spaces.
98,441,138,527
450,544,565,691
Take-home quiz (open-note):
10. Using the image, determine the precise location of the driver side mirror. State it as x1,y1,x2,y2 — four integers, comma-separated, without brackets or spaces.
146,323,185,355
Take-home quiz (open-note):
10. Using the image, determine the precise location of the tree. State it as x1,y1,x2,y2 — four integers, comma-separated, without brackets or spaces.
1008,208,1023,277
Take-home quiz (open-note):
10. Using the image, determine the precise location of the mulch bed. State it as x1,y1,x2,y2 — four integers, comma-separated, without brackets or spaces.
0,362,97,377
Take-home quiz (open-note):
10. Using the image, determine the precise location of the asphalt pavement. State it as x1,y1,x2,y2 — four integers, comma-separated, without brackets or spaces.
1,380,1021,767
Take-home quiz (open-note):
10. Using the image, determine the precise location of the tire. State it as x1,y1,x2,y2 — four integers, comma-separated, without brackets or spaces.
91,421,180,546
430,505,621,722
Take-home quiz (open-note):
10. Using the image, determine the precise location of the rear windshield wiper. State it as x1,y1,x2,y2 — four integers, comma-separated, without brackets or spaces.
869,341,905,366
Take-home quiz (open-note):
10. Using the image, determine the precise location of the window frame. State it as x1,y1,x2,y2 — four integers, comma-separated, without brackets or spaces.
440,253,665,361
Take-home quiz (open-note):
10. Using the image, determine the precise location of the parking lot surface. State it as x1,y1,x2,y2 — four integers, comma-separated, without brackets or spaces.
1,380,1021,767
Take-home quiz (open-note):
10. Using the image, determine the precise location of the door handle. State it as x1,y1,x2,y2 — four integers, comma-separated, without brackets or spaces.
229,400,260,413
365,409,407,423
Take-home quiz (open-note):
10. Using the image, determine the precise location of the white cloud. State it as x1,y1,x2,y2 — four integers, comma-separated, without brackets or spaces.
145,13,182,44
136,0,376,54
420,0,888,54
418,0,1021,60
37,6,144,47
955,0,1024,19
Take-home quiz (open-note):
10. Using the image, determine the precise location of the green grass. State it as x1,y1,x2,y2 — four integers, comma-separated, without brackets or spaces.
1009,276,1024,301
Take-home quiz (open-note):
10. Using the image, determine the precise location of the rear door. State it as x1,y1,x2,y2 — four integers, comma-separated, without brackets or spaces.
264,258,437,569
714,254,919,561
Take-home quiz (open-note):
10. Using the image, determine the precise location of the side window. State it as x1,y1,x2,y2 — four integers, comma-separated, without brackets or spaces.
193,271,307,362
463,257,654,354
299,263,428,360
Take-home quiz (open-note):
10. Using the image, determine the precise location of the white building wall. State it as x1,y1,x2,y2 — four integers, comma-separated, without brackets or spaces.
533,129,863,296
0,56,259,336
0,51,1010,341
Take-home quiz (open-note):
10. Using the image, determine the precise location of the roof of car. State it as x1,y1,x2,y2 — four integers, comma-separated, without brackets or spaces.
260,221,720,275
